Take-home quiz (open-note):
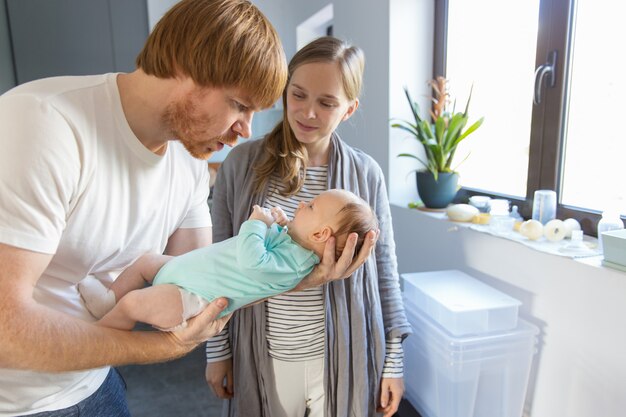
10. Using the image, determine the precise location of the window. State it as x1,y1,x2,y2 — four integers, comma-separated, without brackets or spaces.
436,0,625,235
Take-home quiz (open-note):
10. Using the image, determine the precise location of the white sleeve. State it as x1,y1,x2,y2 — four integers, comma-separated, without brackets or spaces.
0,94,81,254
178,159,211,229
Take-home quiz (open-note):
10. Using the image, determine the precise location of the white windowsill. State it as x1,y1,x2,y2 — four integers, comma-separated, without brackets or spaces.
390,202,622,274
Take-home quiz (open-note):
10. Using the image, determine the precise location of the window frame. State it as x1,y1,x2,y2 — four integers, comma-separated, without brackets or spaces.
436,0,609,236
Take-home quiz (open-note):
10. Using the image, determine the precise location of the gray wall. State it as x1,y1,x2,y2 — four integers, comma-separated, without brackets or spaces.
1,0,148,91
0,0,16,93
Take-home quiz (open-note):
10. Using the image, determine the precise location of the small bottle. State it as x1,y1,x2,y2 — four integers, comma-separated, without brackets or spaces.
510,205,523,222
597,211,624,252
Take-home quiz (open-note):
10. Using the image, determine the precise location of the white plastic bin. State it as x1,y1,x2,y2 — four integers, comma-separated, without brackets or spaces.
403,300,537,417
402,270,522,336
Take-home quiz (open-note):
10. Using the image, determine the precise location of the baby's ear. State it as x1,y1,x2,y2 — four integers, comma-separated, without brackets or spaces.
311,226,333,243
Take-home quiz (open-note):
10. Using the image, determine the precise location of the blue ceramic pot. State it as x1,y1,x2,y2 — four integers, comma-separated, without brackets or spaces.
416,171,459,209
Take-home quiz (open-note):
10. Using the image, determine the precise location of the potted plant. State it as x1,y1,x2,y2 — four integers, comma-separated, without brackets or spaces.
392,77,484,208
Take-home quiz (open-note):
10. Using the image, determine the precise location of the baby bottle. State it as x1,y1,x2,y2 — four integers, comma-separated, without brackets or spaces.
597,210,624,252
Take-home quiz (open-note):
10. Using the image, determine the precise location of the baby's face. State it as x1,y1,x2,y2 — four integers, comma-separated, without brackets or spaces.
288,190,348,245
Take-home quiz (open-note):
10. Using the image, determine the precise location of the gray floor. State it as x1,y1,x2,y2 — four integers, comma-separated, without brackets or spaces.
118,346,223,417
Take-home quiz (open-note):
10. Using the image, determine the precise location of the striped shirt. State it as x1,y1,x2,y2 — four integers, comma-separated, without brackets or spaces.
264,167,328,361
206,166,403,377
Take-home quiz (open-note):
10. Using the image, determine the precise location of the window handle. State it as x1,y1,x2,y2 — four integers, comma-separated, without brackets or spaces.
534,50,557,105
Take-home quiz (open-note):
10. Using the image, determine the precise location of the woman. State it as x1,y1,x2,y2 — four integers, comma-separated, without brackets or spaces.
205,36,411,417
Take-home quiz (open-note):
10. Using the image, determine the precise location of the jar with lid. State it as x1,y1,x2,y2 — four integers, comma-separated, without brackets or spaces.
597,211,625,252
489,199,515,234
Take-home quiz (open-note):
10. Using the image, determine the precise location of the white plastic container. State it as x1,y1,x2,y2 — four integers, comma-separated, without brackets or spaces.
602,228,626,267
402,270,522,336
403,301,538,417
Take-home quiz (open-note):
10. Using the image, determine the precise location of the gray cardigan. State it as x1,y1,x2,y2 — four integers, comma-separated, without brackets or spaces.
211,133,411,417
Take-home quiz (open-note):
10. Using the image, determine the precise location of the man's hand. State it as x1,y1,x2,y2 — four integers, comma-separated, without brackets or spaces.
377,377,404,417
205,359,234,399
170,298,231,348
249,205,274,226
293,229,379,291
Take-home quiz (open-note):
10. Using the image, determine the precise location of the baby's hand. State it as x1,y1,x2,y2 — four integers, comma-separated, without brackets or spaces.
271,207,290,227
249,205,274,226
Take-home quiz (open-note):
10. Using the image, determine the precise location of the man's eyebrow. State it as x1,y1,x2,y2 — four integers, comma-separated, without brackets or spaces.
230,92,260,111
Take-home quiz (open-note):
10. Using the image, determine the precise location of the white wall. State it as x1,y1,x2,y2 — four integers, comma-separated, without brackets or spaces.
389,0,434,206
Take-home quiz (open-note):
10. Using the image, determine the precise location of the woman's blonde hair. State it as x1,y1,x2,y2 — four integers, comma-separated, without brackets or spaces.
136,0,287,109
253,36,365,195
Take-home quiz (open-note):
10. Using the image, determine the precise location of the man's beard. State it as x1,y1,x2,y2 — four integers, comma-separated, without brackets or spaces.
162,94,236,160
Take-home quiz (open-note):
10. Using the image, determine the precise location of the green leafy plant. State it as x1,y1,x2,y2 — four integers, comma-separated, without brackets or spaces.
392,77,484,180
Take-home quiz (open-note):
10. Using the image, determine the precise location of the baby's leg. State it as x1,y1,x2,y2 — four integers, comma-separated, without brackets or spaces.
109,254,171,300
79,254,171,320
97,284,184,331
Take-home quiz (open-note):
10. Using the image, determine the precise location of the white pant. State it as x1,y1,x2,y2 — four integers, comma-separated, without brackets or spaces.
270,357,325,417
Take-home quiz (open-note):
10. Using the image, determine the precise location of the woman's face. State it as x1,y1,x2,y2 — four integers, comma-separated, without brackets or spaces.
286,61,358,149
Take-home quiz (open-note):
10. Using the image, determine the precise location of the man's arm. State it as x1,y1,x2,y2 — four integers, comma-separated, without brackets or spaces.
0,242,228,372
164,226,212,256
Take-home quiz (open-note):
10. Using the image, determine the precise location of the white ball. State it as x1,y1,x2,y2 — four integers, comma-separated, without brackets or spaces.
544,219,567,242
520,219,543,240
563,218,581,238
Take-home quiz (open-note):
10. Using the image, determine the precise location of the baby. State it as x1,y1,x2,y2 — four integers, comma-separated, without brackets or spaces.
78,189,378,331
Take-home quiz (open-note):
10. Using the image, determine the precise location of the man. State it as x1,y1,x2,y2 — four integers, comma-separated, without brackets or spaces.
0,0,377,414
0,1,287,415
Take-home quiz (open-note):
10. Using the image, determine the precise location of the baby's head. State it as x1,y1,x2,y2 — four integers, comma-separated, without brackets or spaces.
288,189,378,259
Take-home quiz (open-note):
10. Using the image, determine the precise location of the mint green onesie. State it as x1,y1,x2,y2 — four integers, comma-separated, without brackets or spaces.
153,219,320,317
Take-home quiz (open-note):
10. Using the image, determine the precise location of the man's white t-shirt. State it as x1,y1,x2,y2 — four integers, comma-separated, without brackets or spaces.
0,74,212,415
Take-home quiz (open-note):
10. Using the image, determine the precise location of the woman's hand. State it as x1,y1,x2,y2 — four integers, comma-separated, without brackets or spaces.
205,358,234,399
377,377,404,417
294,229,379,291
